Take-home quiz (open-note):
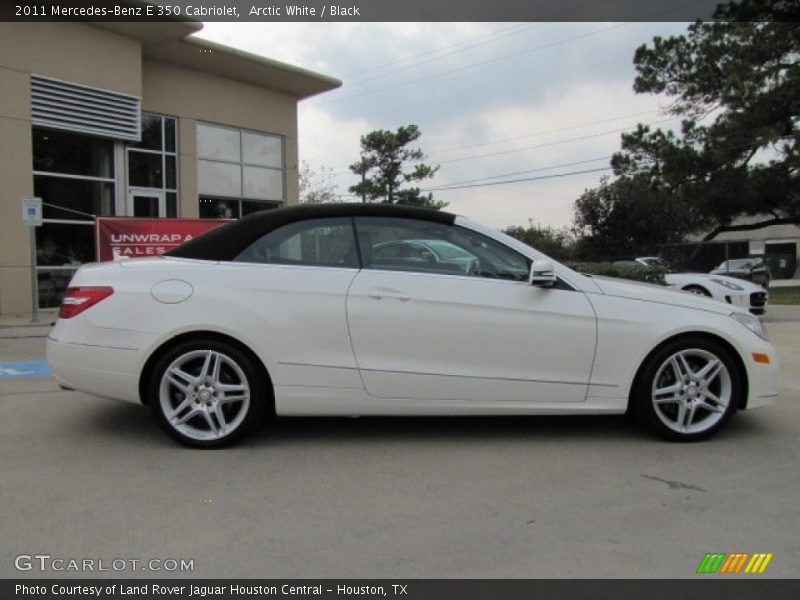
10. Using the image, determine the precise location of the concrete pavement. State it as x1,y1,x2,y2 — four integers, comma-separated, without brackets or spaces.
1,314,798,579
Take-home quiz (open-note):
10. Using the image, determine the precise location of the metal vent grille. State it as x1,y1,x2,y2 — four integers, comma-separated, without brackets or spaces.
31,75,141,141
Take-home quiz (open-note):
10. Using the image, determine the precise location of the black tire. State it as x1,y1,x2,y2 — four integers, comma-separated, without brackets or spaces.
683,285,712,297
632,336,742,442
148,338,268,448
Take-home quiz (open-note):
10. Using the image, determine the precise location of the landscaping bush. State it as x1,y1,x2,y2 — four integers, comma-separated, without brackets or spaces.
565,262,668,286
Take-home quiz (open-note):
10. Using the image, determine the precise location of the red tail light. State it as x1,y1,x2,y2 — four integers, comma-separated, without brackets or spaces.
59,287,114,319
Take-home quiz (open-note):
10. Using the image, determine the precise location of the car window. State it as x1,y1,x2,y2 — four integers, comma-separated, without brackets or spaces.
234,217,358,268
354,217,531,281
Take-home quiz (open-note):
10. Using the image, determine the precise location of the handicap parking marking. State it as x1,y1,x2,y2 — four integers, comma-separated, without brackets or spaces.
0,360,52,379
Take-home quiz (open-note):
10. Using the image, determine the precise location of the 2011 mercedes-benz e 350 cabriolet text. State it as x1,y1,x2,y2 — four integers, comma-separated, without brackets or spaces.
47,204,778,447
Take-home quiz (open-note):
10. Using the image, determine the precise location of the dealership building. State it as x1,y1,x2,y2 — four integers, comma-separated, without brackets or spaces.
0,18,340,315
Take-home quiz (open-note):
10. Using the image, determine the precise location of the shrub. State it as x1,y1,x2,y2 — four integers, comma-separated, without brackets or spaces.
565,262,667,286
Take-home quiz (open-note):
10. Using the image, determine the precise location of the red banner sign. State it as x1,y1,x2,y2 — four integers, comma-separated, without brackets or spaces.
95,217,229,262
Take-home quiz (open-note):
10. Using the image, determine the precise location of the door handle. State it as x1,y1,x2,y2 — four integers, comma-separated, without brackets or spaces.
368,288,411,301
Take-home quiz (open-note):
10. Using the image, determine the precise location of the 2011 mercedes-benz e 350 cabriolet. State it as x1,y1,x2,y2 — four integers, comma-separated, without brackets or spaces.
47,204,778,447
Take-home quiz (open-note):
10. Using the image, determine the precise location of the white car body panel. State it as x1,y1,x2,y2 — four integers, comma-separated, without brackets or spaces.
47,215,778,418
347,269,597,403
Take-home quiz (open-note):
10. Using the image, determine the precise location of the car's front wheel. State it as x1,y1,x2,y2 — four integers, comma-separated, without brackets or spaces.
148,339,267,447
633,336,742,441
683,284,712,297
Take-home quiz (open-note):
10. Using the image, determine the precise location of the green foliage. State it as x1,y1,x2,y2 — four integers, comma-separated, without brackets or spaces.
502,221,577,261
611,0,800,239
565,262,668,286
573,175,691,261
349,124,446,210
769,286,800,305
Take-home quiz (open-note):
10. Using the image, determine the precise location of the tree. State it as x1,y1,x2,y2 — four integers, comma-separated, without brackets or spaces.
502,220,577,261
349,124,446,209
573,175,691,260
610,0,800,241
299,161,339,204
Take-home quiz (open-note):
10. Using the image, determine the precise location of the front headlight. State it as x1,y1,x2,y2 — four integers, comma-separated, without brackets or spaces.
731,311,768,340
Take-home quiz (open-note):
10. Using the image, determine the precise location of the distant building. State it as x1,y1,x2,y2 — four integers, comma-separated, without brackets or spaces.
689,215,800,279
0,19,340,315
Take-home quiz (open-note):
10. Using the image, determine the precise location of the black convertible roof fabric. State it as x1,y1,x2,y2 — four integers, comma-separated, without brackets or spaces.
165,203,457,261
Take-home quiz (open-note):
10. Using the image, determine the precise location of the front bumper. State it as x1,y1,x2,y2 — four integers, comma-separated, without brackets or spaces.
742,338,779,409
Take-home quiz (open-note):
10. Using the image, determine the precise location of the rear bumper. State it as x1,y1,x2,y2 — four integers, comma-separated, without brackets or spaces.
47,337,141,404
46,316,159,404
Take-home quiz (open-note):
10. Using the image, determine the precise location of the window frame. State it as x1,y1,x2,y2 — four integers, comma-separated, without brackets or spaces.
126,113,179,217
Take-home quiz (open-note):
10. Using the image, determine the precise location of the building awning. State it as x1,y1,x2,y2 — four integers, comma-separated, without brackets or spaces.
94,22,341,100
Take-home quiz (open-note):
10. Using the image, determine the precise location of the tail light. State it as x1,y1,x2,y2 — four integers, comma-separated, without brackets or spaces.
59,287,114,319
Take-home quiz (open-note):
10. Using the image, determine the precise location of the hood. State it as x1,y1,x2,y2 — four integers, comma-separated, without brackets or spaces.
589,276,742,315
699,273,765,291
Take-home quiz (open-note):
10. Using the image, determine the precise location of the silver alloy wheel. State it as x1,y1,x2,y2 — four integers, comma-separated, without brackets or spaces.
651,348,732,434
159,350,251,442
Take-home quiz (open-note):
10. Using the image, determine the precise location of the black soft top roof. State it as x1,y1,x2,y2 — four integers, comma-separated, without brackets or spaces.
165,203,457,261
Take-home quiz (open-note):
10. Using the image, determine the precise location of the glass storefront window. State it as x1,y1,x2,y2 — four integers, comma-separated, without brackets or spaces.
197,122,285,215
166,192,177,218
38,268,79,309
199,197,280,219
126,113,179,216
129,151,163,188
197,124,241,162
241,200,280,216
133,114,163,151
35,176,114,221
199,197,238,219
33,129,113,178
33,126,114,309
35,222,95,266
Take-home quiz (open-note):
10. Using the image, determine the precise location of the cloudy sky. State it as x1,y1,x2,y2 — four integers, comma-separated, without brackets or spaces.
196,21,690,229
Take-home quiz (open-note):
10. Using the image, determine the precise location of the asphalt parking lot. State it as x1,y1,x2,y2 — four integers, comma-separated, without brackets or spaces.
1,308,799,579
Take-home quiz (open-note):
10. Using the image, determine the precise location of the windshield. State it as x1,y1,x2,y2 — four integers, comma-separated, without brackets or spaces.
718,259,755,270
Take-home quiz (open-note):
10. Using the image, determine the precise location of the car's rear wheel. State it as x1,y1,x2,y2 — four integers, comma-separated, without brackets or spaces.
148,339,267,447
633,337,741,441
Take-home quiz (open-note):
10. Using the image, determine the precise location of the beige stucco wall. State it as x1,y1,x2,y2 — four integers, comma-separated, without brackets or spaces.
141,59,300,217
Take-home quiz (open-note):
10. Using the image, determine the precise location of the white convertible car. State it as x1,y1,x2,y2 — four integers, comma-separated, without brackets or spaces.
47,205,778,447
622,257,769,315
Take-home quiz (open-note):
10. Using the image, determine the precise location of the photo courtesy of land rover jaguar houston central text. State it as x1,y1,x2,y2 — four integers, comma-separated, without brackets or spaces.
47,204,779,447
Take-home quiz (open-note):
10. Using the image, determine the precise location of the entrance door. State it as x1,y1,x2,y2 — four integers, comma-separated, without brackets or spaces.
127,189,165,217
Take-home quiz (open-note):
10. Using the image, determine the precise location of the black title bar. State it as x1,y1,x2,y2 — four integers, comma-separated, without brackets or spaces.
2,0,736,22
4,579,800,600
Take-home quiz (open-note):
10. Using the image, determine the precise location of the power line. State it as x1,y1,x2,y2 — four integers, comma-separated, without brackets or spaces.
338,23,532,79
435,117,679,165
420,167,613,192
318,22,631,105
330,110,663,176
338,0,612,82
425,156,614,190
426,109,661,156
344,24,538,85
318,0,707,106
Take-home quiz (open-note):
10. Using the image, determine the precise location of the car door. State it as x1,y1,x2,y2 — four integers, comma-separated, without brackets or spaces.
220,216,363,390
346,217,597,404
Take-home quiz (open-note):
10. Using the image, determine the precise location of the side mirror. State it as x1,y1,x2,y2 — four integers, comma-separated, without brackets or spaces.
529,259,557,288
